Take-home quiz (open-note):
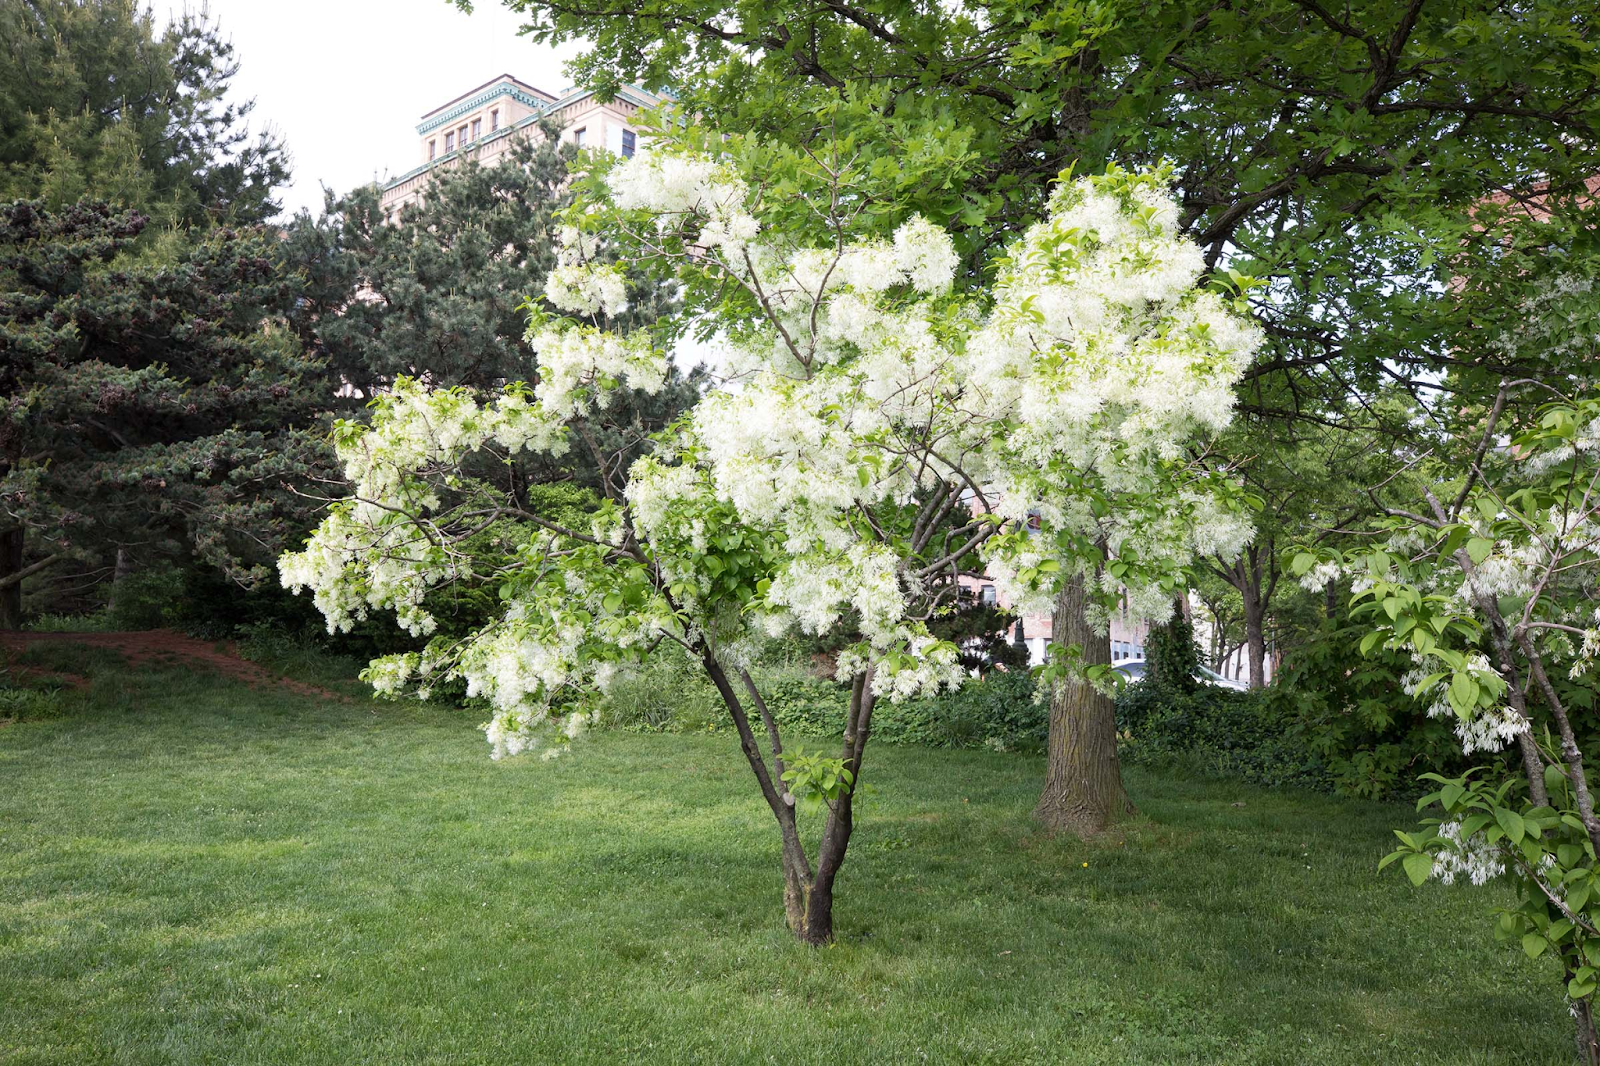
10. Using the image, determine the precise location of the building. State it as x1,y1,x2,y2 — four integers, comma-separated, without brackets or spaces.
968,578,1152,669
380,75,665,216
957,514,1151,667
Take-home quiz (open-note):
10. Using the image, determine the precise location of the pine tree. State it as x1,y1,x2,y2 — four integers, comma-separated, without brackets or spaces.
0,0,288,227
282,128,697,493
0,200,331,625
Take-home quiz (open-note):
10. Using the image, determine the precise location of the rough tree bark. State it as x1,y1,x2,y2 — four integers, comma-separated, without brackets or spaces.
1035,572,1134,835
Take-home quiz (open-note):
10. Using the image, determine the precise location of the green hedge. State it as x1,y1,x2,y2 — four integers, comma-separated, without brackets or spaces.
1115,681,1330,791
598,655,1046,752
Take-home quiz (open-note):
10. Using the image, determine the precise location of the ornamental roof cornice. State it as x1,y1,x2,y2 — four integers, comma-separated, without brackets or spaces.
418,80,549,135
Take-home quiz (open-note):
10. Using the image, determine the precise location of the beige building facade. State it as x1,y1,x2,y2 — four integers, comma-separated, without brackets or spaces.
380,75,664,215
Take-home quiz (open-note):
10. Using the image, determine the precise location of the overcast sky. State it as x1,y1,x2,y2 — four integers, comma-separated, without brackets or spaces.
157,1,585,219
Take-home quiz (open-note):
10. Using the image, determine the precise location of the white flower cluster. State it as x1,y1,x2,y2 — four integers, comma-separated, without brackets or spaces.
546,261,629,317
1432,819,1506,886
607,150,760,254
1299,560,1343,594
279,380,568,636
1573,610,1600,680
1401,656,1529,756
527,319,667,418
834,633,966,703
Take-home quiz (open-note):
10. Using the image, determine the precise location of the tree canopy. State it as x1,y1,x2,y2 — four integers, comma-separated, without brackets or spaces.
0,199,331,624
0,0,289,227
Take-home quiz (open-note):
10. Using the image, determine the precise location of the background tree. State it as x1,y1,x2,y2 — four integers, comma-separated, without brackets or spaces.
1202,415,1399,687
0,0,288,226
0,199,330,626
0,0,309,626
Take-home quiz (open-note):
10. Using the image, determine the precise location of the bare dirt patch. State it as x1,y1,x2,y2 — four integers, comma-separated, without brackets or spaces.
0,629,343,701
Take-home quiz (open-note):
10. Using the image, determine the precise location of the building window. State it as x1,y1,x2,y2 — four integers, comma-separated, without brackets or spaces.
428,140,436,160
445,132,454,152
573,127,586,148
459,125,468,145
621,129,636,157
980,584,996,606
490,109,499,132
471,118,481,140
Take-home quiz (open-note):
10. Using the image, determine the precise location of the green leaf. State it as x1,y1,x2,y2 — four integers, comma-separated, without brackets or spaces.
1466,537,1495,564
1521,834,1544,868
1402,852,1433,886
1495,808,1526,845
1524,932,1549,958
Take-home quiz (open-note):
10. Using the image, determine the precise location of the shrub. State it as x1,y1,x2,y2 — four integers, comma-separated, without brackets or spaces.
1264,619,1476,799
597,652,1045,753
106,564,186,630
25,612,112,633
1115,680,1330,791
876,670,1045,751
598,649,727,733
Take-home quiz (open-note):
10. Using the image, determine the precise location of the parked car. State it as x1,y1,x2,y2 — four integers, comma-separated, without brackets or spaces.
1112,658,1249,692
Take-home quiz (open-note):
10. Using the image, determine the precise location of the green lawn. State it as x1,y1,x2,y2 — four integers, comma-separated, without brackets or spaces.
0,654,1574,1064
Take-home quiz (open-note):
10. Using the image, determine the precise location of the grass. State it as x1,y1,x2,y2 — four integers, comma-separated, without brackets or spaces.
0,652,1576,1064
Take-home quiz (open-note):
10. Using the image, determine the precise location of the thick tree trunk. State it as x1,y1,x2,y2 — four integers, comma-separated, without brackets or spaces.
1035,572,1133,835
1243,595,1267,690
0,526,23,630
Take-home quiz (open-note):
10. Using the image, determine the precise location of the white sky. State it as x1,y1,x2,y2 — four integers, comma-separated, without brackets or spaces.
157,1,585,219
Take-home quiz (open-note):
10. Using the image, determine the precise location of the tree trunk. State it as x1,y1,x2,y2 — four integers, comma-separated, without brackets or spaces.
702,650,872,944
1035,572,1133,835
1575,989,1599,1066
0,526,22,630
1243,594,1267,690
106,547,132,618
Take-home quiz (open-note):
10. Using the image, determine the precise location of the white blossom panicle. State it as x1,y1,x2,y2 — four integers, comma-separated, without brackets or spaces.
546,261,629,317
1432,820,1506,886
1401,656,1528,756
892,215,960,294
527,320,667,418
1299,559,1343,594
